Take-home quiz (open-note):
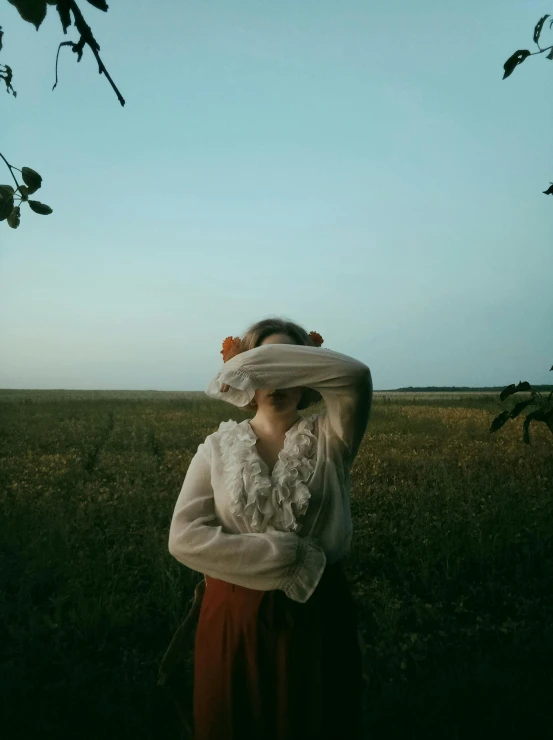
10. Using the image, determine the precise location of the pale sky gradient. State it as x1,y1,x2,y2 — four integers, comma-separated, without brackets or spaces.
1,0,552,391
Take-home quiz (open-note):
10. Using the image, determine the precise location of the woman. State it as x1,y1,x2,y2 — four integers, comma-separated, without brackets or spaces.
168,317,373,740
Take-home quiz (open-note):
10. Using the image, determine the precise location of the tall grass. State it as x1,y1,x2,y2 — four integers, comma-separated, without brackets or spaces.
1,390,551,739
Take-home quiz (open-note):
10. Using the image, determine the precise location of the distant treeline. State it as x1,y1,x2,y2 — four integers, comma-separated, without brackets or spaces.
380,386,553,393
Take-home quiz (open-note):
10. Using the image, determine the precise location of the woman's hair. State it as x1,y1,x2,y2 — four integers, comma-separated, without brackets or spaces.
239,317,323,412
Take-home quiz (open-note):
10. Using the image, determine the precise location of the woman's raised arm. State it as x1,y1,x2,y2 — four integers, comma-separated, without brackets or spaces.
205,343,373,464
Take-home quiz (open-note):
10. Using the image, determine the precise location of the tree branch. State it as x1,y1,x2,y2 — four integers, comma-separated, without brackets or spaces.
529,44,553,56
53,0,125,106
68,0,125,106
52,41,74,92
0,152,20,188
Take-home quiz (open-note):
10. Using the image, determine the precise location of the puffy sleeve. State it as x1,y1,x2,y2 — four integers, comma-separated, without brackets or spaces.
168,441,327,603
205,344,373,465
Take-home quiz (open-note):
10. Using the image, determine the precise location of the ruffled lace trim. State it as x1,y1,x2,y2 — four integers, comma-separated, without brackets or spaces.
217,414,319,534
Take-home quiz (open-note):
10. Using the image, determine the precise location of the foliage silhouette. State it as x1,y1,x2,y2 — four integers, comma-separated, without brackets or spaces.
1,0,124,229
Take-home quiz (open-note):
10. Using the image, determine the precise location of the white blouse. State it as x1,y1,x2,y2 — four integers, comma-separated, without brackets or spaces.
168,343,373,603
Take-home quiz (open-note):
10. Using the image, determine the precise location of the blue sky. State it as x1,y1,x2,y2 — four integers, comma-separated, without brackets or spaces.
1,0,552,391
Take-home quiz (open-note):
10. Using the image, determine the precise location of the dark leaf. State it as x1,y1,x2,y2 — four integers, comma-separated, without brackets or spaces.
533,15,550,46
547,48,553,60
0,186,15,220
0,185,15,200
510,398,537,419
550,365,553,371
18,184,29,200
0,26,3,53
7,0,48,31
28,200,52,215
503,49,531,79
0,196,15,222
72,36,86,62
56,2,71,33
7,205,20,229
490,410,511,433
522,409,546,444
543,183,553,194
499,383,516,401
86,0,109,10
21,166,42,193
1,62,16,96
500,381,532,401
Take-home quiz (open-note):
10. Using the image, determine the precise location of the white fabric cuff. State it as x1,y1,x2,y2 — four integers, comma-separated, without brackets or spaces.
205,366,256,407
279,535,327,603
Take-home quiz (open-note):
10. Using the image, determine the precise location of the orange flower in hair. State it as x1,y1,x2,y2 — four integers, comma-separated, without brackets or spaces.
221,336,243,363
221,331,324,363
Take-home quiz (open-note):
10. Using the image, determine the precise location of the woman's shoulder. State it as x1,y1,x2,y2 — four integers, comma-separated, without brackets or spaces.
209,418,246,442
199,419,246,455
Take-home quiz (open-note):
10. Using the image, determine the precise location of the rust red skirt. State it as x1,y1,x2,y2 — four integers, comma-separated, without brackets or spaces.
193,561,363,740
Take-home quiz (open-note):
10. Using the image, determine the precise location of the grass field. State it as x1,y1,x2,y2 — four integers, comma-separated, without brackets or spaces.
1,389,552,739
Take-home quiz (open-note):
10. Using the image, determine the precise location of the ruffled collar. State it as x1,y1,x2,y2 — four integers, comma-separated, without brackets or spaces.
217,414,319,534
